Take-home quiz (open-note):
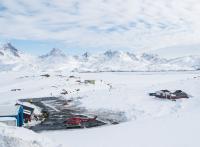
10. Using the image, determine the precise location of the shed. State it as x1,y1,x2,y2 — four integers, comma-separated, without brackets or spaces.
21,104,34,122
16,102,34,115
0,105,24,127
16,102,35,123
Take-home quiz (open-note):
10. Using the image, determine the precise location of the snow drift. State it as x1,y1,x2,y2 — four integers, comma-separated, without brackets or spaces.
0,123,60,147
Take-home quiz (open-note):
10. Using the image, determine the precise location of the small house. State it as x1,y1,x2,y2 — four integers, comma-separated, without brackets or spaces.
16,102,35,123
0,105,24,127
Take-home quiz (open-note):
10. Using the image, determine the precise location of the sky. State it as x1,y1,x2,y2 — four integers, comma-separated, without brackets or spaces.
0,0,200,56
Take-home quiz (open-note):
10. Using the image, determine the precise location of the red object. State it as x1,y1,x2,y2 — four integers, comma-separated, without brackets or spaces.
65,116,97,125
24,114,31,122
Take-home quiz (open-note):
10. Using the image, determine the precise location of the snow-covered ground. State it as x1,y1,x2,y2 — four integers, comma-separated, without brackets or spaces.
42,71,200,147
43,107,200,147
0,123,60,147
0,70,200,147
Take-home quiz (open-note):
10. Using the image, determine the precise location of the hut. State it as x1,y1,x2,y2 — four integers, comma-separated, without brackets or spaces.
16,102,35,123
0,105,24,127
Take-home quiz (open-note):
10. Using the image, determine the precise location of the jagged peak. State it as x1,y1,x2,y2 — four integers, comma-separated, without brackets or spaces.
140,53,167,63
141,53,159,58
49,48,65,56
41,48,66,58
0,42,20,57
126,52,138,60
103,50,123,57
82,52,90,58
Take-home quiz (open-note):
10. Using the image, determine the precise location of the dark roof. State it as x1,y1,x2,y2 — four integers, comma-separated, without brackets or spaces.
173,91,188,97
160,90,170,92
174,90,183,93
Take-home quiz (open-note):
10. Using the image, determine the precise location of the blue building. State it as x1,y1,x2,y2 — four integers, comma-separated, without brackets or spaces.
0,105,24,127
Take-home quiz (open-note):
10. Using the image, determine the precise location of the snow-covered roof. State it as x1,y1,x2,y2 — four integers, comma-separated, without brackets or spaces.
0,117,16,121
16,101,34,109
0,105,21,116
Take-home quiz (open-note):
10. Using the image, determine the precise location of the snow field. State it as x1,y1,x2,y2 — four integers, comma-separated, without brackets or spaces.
0,71,200,147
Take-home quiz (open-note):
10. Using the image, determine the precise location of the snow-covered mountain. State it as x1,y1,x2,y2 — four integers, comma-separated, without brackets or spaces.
39,48,79,72
1,43,20,57
0,43,200,72
0,43,39,71
140,53,167,64
78,50,191,72
78,50,145,72
0,43,21,63
40,48,66,59
169,55,200,70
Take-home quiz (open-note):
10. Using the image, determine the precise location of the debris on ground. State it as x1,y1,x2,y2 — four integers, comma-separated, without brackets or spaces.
69,75,80,80
69,75,75,78
40,74,50,78
56,74,67,78
84,80,95,84
61,89,68,95
51,86,57,88
11,89,21,91
76,80,81,83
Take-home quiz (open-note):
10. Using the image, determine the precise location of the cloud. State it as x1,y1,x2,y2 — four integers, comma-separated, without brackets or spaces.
0,0,200,52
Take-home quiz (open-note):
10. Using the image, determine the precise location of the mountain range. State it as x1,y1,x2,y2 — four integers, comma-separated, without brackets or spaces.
0,43,199,72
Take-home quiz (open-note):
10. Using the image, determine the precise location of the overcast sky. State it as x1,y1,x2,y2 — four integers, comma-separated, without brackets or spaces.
0,0,200,56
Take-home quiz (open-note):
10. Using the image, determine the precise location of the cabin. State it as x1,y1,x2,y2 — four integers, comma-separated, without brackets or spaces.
0,105,24,127
16,102,35,123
